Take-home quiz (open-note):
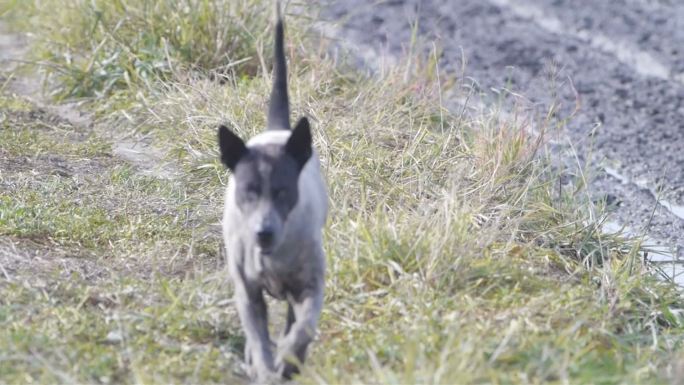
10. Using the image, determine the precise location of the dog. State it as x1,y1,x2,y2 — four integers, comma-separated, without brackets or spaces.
217,4,328,382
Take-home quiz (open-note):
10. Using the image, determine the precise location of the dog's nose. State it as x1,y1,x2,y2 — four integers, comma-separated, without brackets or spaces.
257,228,274,247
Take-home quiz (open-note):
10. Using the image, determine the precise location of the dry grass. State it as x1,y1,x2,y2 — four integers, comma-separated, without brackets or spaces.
1,0,683,383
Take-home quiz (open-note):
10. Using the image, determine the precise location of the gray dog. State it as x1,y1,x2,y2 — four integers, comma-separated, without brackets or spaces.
217,5,328,382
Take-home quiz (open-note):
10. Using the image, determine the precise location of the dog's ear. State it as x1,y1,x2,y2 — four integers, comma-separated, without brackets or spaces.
218,125,248,171
285,117,312,170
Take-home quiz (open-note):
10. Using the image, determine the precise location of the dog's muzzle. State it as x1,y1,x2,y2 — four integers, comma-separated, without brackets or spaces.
256,228,275,252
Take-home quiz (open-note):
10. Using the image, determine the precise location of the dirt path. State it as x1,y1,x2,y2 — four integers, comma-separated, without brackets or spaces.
0,22,188,280
0,21,177,180
322,0,684,285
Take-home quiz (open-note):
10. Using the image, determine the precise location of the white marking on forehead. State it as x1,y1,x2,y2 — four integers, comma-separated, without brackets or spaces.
247,130,292,148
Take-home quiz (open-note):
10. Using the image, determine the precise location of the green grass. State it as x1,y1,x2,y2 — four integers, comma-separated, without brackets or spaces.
1,0,684,383
1,0,276,98
0,272,243,383
0,104,195,252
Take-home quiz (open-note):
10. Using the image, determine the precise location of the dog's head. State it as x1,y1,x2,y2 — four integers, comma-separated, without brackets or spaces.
218,118,312,254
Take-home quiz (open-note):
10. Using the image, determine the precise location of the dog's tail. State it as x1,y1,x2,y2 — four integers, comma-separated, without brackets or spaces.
267,1,290,130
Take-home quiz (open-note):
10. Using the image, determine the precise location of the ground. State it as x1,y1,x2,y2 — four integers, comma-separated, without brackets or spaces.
1,1,684,383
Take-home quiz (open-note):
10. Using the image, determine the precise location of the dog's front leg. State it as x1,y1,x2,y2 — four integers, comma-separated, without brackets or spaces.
280,303,295,340
234,279,276,381
276,286,324,379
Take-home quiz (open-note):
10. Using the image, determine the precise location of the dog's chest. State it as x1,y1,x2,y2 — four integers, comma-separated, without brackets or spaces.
261,271,288,300
257,257,305,301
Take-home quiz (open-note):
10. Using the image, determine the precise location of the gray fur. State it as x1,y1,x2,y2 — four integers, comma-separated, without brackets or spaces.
218,5,328,382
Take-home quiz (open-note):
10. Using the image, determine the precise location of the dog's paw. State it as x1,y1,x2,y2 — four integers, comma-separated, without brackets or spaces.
243,362,279,384
254,371,280,384
276,361,300,380
275,353,301,380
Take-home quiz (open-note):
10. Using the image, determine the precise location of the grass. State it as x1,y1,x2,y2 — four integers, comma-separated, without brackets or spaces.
1,0,684,383
1,93,236,382
0,273,242,383
1,0,275,98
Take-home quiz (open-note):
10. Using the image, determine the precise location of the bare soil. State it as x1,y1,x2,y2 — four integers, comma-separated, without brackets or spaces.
321,0,684,281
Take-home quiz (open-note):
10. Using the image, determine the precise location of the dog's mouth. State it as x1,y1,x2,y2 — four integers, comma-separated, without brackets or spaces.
257,245,274,255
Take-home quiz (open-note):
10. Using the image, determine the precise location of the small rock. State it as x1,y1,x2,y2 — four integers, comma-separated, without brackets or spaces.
104,330,123,344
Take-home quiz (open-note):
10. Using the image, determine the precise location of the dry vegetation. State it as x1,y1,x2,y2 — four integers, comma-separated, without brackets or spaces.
1,0,683,383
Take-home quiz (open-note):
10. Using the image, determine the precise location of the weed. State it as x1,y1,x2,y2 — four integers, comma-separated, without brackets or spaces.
2,0,276,98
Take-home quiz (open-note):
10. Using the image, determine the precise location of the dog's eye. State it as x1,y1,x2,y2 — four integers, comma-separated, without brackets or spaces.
273,188,288,201
245,184,260,201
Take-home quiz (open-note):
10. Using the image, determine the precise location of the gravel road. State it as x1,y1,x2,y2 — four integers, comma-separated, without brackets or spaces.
322,0,684,283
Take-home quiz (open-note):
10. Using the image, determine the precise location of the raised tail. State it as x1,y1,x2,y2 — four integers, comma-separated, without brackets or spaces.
267,1,290,130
